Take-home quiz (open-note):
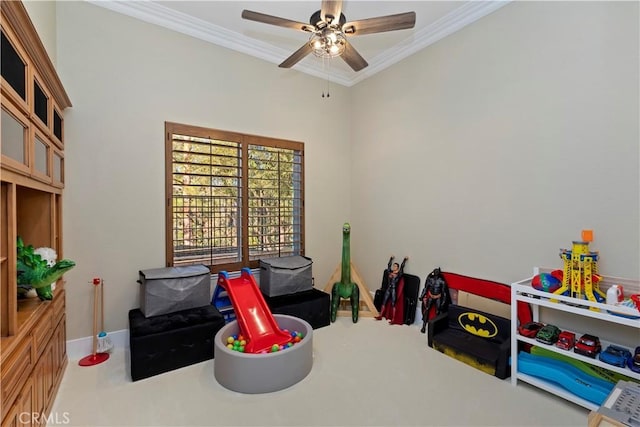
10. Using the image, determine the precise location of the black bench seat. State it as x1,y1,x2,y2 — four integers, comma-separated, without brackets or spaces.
129,305,225,381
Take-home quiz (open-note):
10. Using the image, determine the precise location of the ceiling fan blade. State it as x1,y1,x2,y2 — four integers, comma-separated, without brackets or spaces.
279,43,313,68
321,0,343,25
341,40,368,72
242,10,314,32
342,12,416,36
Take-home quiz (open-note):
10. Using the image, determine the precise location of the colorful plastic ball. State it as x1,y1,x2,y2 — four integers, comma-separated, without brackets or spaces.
227,336,235,344
531,273,562,293
550,269,564,282
226,343,233,349
271,344,279,352
240,340,246,346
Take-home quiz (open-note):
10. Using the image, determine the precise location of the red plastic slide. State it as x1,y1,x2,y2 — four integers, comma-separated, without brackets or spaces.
217,268,292,353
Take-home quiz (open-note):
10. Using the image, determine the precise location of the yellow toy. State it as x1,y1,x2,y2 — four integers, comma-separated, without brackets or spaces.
554,230,605,310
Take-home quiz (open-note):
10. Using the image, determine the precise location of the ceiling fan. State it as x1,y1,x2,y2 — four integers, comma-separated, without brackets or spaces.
241,0,416,72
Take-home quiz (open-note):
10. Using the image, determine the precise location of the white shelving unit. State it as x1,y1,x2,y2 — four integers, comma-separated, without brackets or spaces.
510,269,640,411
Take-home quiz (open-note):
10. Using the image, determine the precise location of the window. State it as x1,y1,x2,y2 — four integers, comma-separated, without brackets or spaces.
165,122,305,273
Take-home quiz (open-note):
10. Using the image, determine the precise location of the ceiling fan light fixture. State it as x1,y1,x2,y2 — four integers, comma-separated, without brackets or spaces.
242,2,416,72
309,29,346,58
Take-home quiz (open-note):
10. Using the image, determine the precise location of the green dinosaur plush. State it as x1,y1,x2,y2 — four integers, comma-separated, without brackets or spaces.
330,223,360,323
16,237,75,301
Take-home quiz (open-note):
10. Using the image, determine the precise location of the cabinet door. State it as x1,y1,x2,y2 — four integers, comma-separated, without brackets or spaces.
31,307,52,362
0,26,30,112
51,106,63,148
53,317,66,384
52,148,64,188
1,377,33,427
30,128,51,184
42,341,55,411
0,338,32,421
1,101,30,175
31,75,49,135
31,355,45,425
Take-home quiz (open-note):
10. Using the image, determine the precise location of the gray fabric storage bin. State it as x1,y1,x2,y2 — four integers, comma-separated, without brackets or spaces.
138,265,211,317
259,256,313,297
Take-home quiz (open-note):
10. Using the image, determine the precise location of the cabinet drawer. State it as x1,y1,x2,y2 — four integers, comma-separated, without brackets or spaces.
0,338,32,421
31,308,53,361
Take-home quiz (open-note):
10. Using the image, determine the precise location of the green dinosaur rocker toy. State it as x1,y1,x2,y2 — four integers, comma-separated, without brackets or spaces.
17,237,76,301
330,223,360,323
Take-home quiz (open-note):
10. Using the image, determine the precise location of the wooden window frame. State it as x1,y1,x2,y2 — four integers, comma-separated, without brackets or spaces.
165,122,305,273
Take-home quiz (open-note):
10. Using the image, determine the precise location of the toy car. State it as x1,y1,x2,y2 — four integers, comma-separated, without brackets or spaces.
574,334,602,358
556,331,576,350
518,321,544,338
599,344,632,368
628,346,640,373
536,324,561,345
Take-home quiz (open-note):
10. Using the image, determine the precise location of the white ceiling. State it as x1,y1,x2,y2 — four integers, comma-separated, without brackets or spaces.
88,1,510,86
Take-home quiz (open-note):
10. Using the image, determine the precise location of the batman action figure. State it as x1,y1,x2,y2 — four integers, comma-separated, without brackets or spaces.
420,267,450,333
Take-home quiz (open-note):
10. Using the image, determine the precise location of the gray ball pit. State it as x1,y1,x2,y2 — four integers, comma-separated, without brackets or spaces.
214,314,313,394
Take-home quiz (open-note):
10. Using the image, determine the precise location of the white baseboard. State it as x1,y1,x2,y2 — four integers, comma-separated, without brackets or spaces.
67,294,424,360
66,329,129,361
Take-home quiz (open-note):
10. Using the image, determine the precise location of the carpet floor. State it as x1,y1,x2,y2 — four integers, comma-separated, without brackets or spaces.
51,317,588,426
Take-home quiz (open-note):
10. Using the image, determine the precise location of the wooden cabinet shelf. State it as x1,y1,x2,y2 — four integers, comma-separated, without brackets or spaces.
1,1,71,425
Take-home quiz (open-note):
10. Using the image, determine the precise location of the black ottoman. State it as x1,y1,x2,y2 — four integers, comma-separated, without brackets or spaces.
263,288,330,329
129,305,225,381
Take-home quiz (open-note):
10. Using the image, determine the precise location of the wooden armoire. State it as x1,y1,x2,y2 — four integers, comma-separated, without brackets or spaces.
1,1,71,425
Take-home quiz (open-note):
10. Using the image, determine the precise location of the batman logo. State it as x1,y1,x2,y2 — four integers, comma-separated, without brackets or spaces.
458,312,498,338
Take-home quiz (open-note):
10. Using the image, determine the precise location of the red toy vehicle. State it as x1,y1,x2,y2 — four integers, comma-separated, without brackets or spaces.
556,331,576,350
518,321,544,338
574,334,602,358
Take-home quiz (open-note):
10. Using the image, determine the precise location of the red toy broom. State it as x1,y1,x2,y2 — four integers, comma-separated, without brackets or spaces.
79,278,110,366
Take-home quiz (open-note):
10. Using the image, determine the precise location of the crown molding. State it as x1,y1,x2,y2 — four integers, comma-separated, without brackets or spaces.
348,1,511,86
87,1,510,87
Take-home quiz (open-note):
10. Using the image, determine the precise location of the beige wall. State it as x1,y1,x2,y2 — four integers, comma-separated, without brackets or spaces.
54,2,352,339
350,1,639,293
36,1,638,339
22,0,57,65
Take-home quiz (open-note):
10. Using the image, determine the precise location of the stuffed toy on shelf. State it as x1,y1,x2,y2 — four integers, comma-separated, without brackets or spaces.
17,236,75,300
